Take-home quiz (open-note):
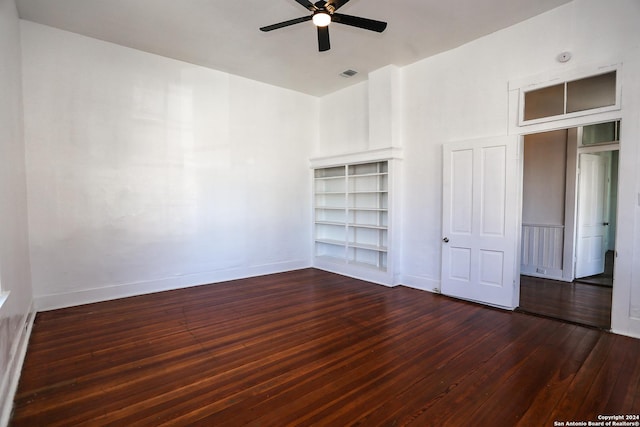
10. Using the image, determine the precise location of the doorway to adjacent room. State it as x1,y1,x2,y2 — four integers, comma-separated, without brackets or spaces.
518,121,619,329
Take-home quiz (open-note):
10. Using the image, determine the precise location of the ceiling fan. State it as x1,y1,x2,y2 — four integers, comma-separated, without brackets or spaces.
260,0,387,52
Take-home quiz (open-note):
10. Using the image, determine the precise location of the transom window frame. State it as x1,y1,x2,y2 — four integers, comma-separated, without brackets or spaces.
512,63,622,128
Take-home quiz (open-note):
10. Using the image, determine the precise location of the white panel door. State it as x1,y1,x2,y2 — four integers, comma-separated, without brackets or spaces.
441,136,519,309
575,153,608,278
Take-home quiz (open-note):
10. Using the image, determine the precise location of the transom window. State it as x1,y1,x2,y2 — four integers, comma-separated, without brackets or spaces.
521,71,618,124
581,120,620,146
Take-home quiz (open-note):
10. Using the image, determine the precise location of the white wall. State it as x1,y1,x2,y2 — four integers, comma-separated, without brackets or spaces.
398,3,573,290
616,45,640,336
21,21,317,310
0,0,34,424
401,0,637,285
316,81,369,157
317,0,640,336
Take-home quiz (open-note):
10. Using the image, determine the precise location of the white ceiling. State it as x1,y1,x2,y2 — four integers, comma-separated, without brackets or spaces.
16,0,572,97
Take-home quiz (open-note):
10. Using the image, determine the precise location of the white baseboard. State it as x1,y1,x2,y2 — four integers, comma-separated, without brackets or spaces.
398,274,441,293
312,258,396,287
520,266,566,281
35,260,311,312
0,304,35,427
610,327,640,340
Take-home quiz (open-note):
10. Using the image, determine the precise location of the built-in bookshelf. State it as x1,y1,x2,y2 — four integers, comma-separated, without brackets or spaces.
314,161,388,271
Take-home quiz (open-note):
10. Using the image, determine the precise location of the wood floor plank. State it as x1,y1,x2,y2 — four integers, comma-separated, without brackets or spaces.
186,288,468,426
101,290,430,425
516,326,602,426
240,302,495,427
604,336,640,413
456,324,589,426
571,333,640,418
546,333,617,422
343,308,523,426
308,308,510,425
519,275,612,329
11,269,640,426
394,316,569,426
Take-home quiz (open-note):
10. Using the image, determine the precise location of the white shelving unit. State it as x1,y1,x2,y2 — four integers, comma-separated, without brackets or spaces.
314,161,389,274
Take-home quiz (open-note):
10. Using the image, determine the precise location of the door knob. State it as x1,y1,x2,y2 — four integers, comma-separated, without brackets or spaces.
442,237,449,243
603,222,609,226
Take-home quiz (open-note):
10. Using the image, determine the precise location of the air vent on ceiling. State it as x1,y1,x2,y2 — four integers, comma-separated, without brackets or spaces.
340,69,358,78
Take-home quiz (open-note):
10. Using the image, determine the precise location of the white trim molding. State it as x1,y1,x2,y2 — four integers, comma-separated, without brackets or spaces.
310,147,403,169
0,304,35,427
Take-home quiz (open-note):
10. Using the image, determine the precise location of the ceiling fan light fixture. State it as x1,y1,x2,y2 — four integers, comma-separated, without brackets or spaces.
260,0,388,52
312,12,331,27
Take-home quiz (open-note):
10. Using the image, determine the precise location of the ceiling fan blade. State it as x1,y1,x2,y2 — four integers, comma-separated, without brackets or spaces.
331,13,387,32
260,15,312,32
325,0,351,12
317,26,330,51
295,0,318,11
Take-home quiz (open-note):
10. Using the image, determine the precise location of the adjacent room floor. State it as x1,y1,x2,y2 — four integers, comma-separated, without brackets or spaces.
518,275,612,329
518,250,614,330
12,269,638,426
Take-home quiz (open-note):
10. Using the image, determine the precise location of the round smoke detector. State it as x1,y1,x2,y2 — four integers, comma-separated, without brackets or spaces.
557,51,572,63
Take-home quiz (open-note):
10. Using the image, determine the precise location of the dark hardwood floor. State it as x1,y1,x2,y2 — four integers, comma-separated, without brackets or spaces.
519,275,613,329
574,250,615,287
12,269,640,426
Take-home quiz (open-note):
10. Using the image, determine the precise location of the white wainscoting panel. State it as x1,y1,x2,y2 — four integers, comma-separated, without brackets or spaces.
521,224,564,280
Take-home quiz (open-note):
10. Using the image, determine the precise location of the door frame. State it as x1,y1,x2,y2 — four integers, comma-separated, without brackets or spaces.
509,64,627,332
574,144,620,278
516,119,624,288
521,128,620,283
